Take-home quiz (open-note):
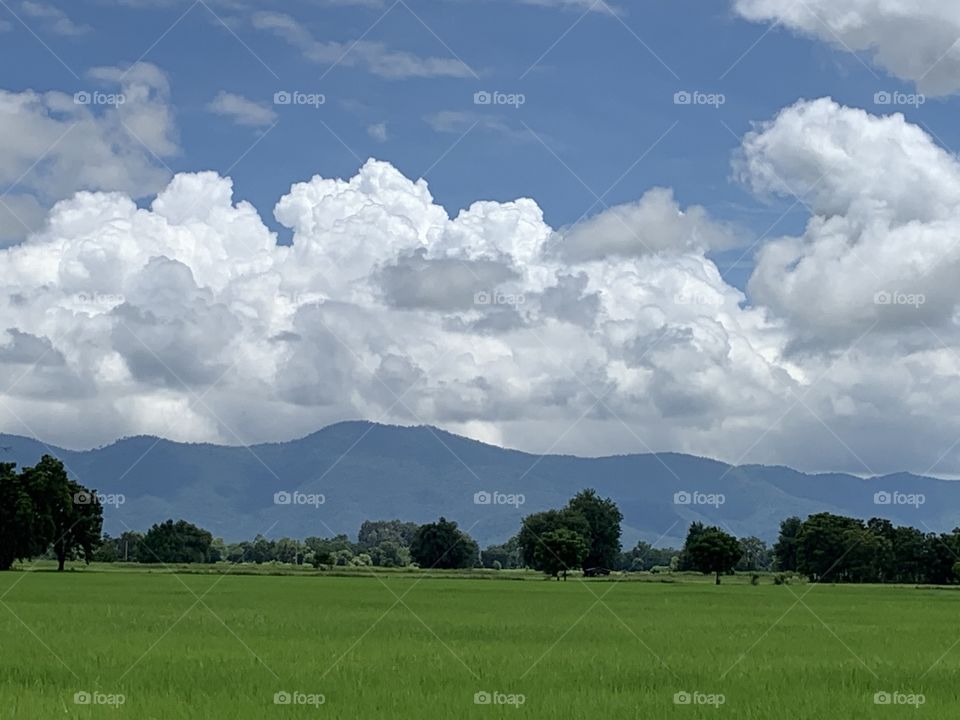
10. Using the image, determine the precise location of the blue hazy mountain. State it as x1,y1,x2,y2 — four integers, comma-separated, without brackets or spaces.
1,421,955,547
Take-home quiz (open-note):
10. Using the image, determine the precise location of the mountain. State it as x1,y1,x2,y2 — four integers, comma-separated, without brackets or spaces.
1,421,956,547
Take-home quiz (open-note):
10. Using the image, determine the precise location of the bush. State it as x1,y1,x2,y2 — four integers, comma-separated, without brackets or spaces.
750,573,760,586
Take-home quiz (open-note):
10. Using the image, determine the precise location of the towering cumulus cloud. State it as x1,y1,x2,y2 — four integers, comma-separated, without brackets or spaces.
2,98,960,474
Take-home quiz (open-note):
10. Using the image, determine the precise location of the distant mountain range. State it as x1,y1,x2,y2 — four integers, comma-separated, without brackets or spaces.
1,421,956,547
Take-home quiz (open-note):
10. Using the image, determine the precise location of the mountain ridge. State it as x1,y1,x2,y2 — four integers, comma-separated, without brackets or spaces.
1,421,956,547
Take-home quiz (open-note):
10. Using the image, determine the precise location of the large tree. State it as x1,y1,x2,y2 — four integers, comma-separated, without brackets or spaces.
533,529,589,581
0,456,102,571
685,526,741,585
141,519,213,564
678,522,707,571
773,516,803,571
517,508,590,571
52,476,103,572
796,513,863,581
736,536,772,572
566,489,623,571
410,517,478,569
0,462,45,570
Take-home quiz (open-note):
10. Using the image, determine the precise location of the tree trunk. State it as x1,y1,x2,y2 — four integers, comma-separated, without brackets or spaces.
715,571,720,585
57,555,65,572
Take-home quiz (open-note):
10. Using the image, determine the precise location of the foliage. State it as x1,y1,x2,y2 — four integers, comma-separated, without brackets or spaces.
532,528,589,580
566,489,623,570
684,526,742,584
141,520,214,564
410,517,478,569
0,456,102,571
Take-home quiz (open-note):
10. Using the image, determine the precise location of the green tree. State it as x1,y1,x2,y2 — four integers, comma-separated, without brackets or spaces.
357,520,419,549
369,540,410,567
305,535,354,567
52,475,104,572
566,489,623,571
140,520,213,564
274,538,303,564
0,456,102,572
517,508,590,570
796,513,863,581
773,516,803,572
685,526,741,585
533,528,589,580
482,536,522,569
410,517,478,569
678,522,707,571
0,462,48,570
736,536,772,572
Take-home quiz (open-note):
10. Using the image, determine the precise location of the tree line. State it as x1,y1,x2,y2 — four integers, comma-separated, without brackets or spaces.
5,457,960,585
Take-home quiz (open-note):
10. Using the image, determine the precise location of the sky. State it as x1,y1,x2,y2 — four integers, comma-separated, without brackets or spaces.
2,0,960,476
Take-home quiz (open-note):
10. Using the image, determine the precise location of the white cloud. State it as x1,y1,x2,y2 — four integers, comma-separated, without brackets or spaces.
252,11,474,79
734,0,960,95
20,1,90,36
207,91,277,128
556,187,739,261
740,98,960,348
0,62,178,245
367,122,388,143
4,99,960,475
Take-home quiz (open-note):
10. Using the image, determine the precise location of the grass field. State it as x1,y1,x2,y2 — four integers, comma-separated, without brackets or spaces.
2,566,958,718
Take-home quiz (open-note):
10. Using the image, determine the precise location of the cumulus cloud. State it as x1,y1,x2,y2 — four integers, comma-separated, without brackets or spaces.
740,98,960,348
252,11,475,79
0,62,177,245
4,98,960,475
733,0,960,95
207,91,277,128
556,187,739,261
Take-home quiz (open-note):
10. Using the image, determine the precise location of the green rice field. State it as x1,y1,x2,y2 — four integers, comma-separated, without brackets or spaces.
1,566,957,718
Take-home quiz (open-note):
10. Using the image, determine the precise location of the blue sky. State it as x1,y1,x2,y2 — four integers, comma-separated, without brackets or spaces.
4,0,955,289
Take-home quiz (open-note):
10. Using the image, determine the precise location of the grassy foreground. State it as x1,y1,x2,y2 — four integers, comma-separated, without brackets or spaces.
2,567,958,718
